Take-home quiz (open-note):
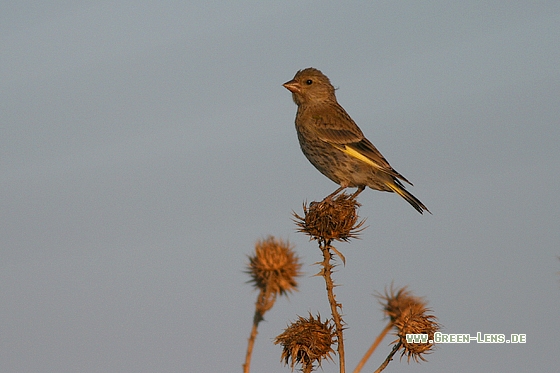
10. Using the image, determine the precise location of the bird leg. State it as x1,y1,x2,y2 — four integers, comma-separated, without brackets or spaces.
325,186,346,200
351,186,365,199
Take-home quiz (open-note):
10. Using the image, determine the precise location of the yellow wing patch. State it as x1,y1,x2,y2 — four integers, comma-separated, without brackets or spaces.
331,144,384,171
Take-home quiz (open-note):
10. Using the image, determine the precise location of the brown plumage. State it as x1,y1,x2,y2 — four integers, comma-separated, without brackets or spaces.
283,67,430,214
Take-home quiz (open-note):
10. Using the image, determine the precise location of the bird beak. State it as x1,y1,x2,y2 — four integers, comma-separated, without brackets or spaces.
283,79,301,93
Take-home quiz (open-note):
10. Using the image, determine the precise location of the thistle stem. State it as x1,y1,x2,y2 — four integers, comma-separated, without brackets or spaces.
320,240,345,373
243,290,269,373
373,341,401,373
352,321,392,373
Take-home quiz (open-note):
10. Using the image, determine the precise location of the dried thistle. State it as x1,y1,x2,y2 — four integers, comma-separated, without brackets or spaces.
246,236,302,299
392,302,440,363
377,285,426,324
275,313,336,372
366,285,439,372
354,286,427,373
292,192,361,373
293,193,366,242
244,236,302,373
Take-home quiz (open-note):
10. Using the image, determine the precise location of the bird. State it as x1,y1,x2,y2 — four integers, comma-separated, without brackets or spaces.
283,67,430,214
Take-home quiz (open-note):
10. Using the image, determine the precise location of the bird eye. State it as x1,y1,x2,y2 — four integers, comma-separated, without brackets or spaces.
306,79,313,85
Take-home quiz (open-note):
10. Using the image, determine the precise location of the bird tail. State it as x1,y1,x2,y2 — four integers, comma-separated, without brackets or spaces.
386,181,431,215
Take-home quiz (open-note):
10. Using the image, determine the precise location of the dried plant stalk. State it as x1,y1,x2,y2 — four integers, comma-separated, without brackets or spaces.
319,241,346,373
352,321,392,373
373,341,402,373
293,193,366,373
243,237,302,373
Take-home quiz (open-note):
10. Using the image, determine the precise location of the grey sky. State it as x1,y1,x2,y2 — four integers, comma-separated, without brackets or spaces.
1,1,559,372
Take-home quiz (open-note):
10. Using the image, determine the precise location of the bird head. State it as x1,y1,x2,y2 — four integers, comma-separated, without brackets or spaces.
283,67,336,106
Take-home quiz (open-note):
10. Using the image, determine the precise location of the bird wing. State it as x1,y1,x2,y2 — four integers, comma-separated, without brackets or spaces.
312,104,413,185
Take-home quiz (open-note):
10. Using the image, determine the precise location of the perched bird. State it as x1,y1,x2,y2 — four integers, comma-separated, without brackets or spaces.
283,67,430,214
